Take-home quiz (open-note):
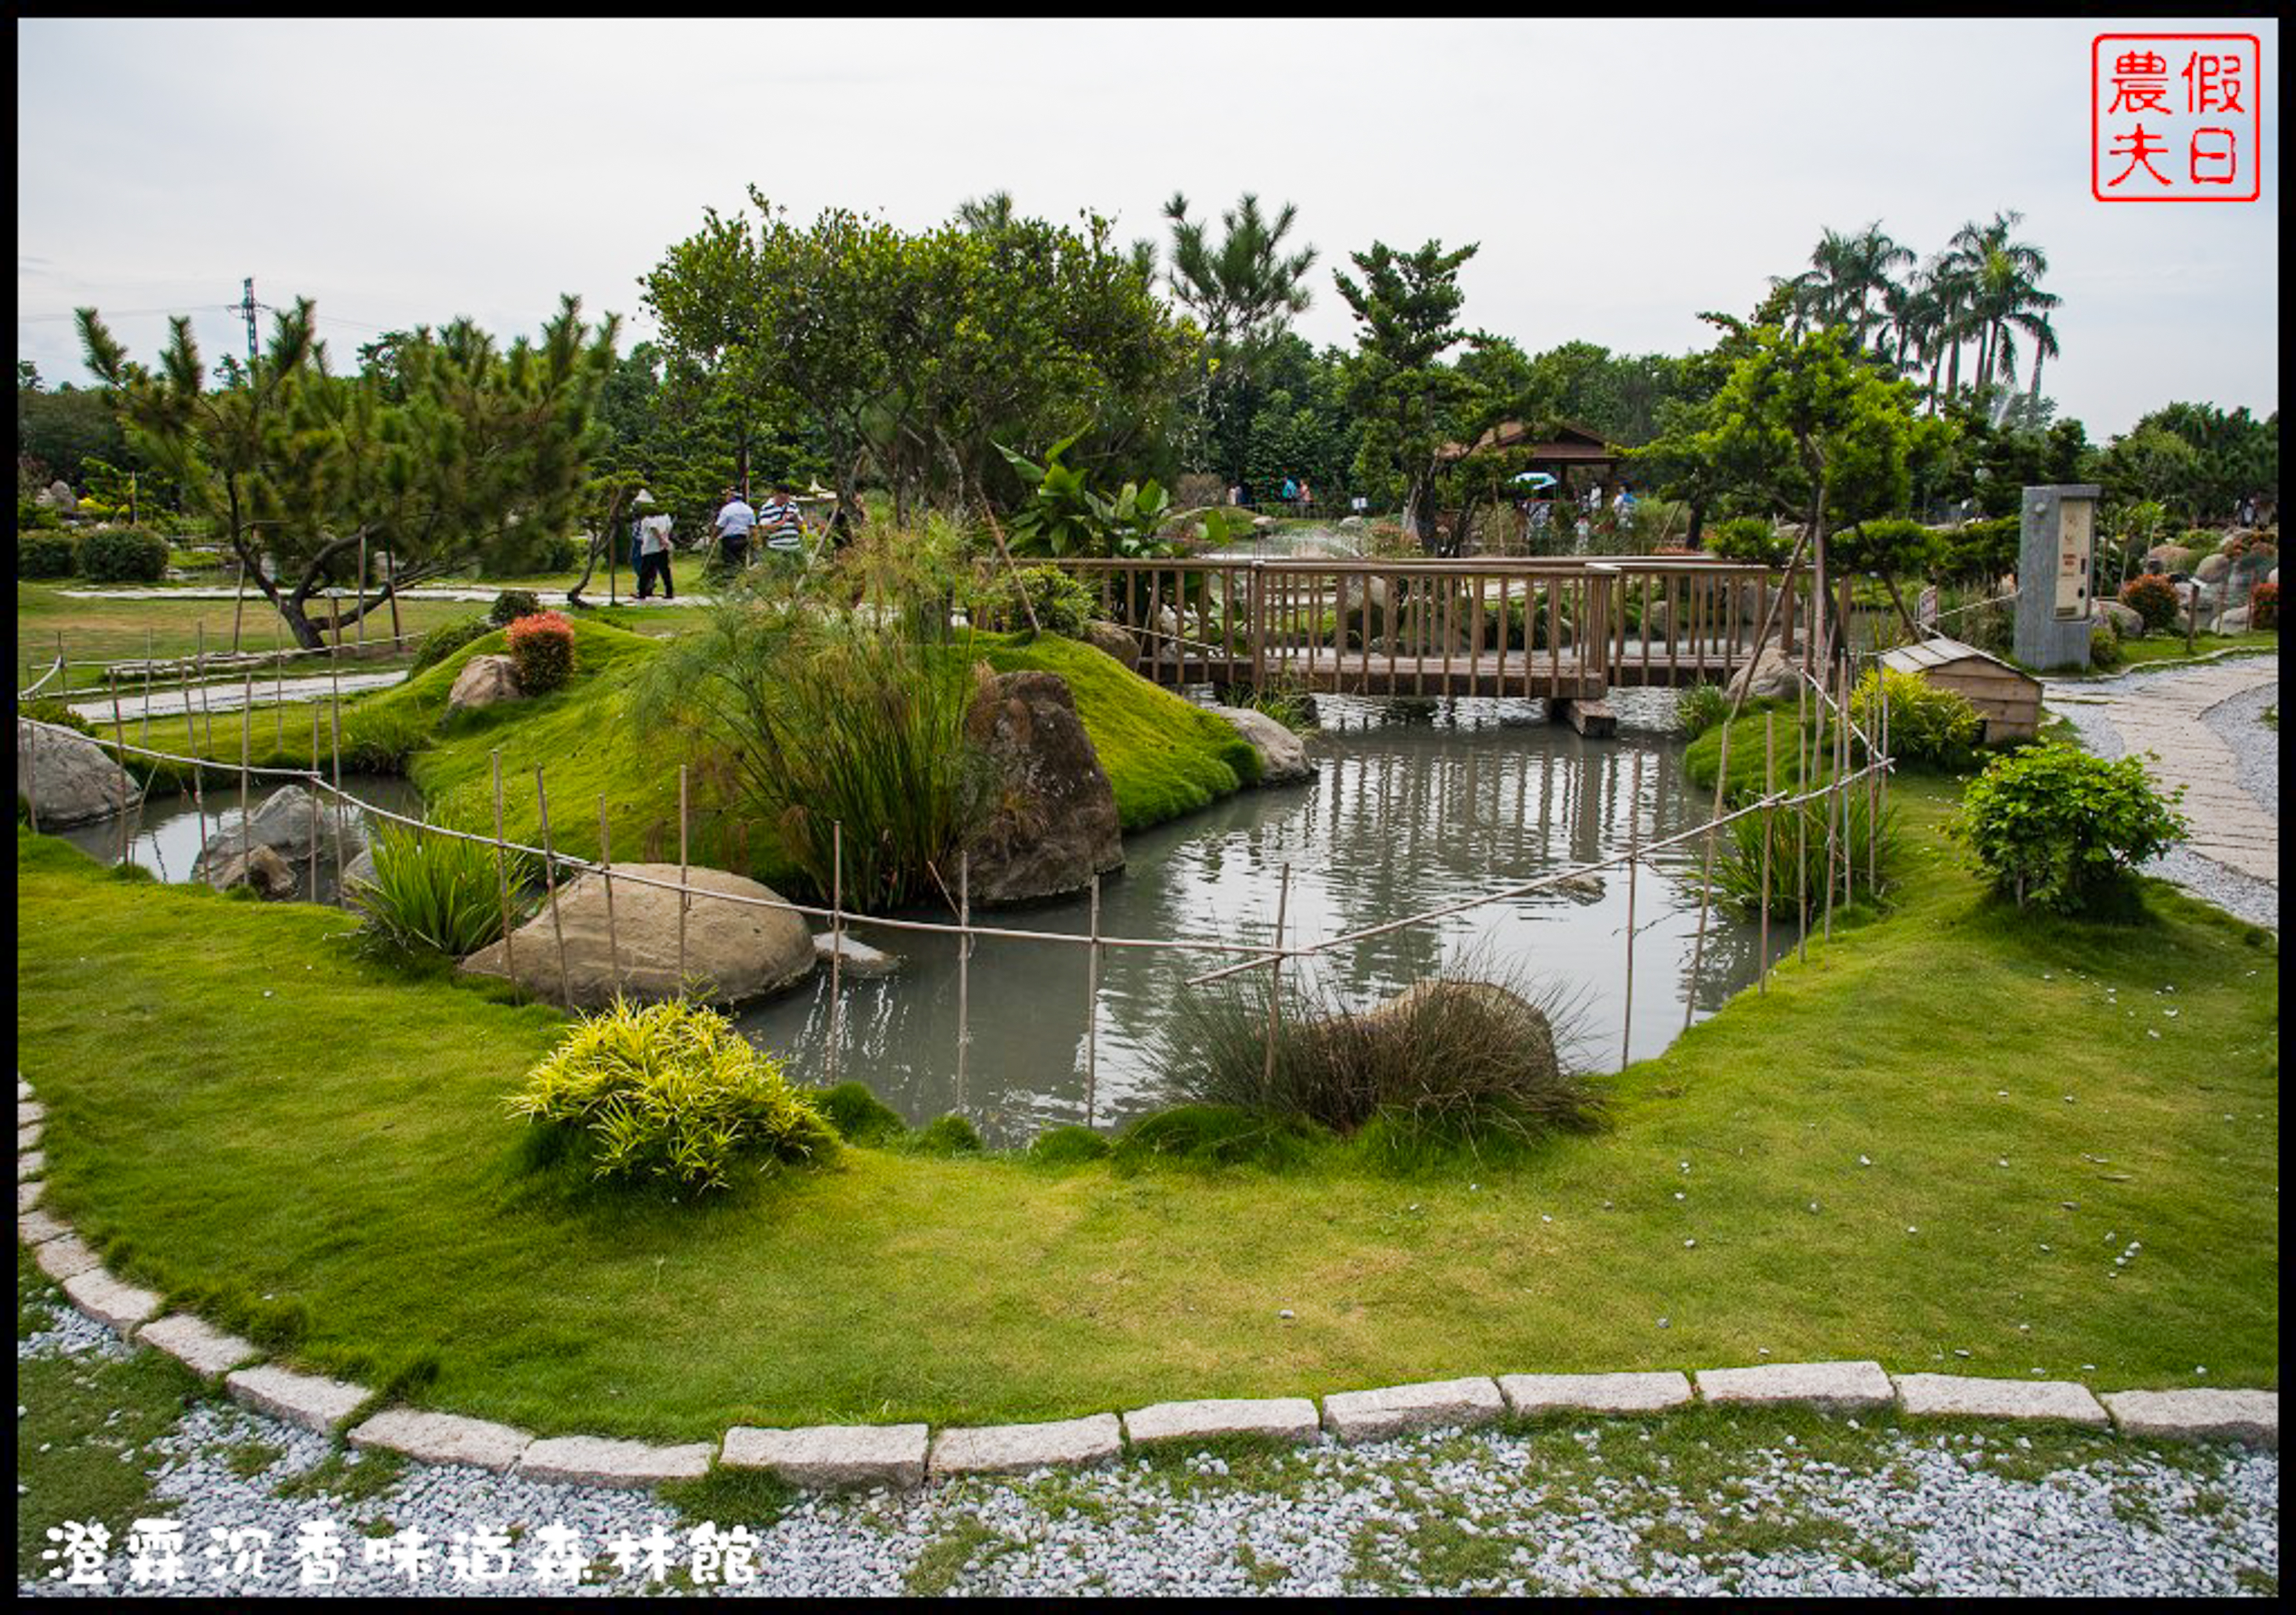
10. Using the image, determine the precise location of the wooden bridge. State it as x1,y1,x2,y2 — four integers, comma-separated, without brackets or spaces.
1050,556,1842,715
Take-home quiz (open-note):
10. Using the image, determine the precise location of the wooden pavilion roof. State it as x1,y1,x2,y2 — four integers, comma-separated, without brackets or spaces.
1435,419,1620,465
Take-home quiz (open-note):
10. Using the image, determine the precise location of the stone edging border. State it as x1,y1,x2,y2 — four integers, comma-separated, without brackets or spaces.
15,1076,2280,1491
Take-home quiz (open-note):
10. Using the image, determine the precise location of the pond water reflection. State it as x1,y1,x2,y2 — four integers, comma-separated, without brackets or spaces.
737,690,1788,1146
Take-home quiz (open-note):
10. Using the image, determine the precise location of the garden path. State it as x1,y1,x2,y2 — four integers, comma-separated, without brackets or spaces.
2045,655,2278,922
66,669,407,723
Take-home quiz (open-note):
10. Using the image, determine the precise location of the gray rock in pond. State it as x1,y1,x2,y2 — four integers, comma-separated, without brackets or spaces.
447,653,523,714
459,863,814,1009
339,847,378,906
16,719,141,827
192,785,366,881
1206,704,1313,785
203,842,297,899
962,669,1123,907
1553,872,1606,904
1081,620,1139,665
814,931,900,977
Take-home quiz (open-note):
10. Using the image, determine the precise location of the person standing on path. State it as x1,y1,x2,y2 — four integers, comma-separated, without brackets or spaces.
633,498,676,600
757,483,807,572
712,488,757,576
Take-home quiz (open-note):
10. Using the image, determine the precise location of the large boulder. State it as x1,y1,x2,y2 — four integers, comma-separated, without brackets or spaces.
1081,620,1139,666
2217,607,2251,635
1725,643,1802,702
1206,704,1313,786
459,863,814,1009
962,670,1123,907
2092,598,2144,637
16,719,141,827
2195,552,2231,584
193,785,367,882
2145,543,2195,575
203,842,297,899
39,480,76,513
447,654,523,714
1336,575,1394,647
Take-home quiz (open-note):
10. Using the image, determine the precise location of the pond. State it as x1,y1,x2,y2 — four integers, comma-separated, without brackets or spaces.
737,690,1789,1146
53,773,427,904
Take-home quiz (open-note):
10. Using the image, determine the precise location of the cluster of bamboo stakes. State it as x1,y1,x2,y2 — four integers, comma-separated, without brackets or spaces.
23,603,1891,1125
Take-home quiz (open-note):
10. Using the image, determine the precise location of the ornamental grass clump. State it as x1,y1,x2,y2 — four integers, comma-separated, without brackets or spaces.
505,610,575,695
1676,682,1730,740
1152,962,1603,1160
1849,666,1980,770
352,818,531,959
508,997,837,1193
1708,786,1902,918
1958,743,2188,915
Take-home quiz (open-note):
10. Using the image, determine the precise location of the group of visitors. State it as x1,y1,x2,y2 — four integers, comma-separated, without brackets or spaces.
623,483,857,599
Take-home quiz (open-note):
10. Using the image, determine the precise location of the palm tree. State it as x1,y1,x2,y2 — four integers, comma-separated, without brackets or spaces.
1772,223,1913,352
1938,210,2055,411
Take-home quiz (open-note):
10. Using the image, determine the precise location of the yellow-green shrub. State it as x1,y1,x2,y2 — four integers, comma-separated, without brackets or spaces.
507,998,837,1192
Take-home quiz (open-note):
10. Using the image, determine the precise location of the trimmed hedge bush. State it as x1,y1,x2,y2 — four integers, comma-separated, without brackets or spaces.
489,589,544,627
2119,573,2178,632
411,615,495,674
1958,743,2188,914
975,565,1096,639
18,529,77,579
1830,518,1937,577
1934,517,2019,584
504,610,575,695
1708,517,1789,569
506,997,837,1193
2249,581,2278,630
76,525,169,583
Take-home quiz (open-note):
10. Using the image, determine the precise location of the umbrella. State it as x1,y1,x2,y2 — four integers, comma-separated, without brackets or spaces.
1510,472,1558,488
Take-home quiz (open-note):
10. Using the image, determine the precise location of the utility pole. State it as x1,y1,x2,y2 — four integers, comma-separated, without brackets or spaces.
239,277,259,366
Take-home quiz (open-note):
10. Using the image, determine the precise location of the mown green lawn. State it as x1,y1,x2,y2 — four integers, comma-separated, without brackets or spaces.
15,763,2276,1442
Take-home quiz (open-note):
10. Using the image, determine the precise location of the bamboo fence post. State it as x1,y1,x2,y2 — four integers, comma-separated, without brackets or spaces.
56,631,67,699
1760,711,1775,992
1795,672,1809,963
491,750,517,995
196,621,214,753
1621,750,1642,1068
272,616,285,751
676,765,690,990
1084,872,1102,1130
956,851,971,1111
328,641,345,903
1823,661,1838,942
142,627,155,746
182,637,201,758
22,707,39,835
535,767,574,1009
1262,864,1291,1100
231,564,248,654
356,532,368,656
308,706,321,899
110,673,131,865
598,795,622,999
239,672,253,879
1684,721,1730,1033
384,542,402,648
827,821,844,1087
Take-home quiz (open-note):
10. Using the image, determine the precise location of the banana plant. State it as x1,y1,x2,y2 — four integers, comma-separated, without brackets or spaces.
995,428,1101,557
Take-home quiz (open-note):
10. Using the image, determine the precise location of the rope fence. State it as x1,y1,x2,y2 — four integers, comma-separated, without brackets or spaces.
20,632,1890,1122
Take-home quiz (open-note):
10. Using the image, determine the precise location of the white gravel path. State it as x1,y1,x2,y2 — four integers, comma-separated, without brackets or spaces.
16,1286,2278,1598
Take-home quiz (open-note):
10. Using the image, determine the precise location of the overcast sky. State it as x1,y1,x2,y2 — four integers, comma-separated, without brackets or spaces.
16,17,2279,440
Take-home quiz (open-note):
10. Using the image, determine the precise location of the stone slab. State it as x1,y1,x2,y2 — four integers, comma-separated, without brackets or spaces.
1121,1398,1322,1448
517,1435,714,1488
722,1423,931,1490
813,932,902,977
17,1079,30,1101
17,1150,43,1180
19,1207,69,1246
19,1100,45,1126
137,1313,263,1379
225,1365,373,1433
1893,1374,2108,1426
33,1231,104,1282
1498,1372,1696,1417
19,1124,43,1153
1694,1361,1894,1411
61,1268,163,1332
929,1414,1124,1478
1321,1377,1505,1442
18,1179,42,1212
2100,1389,2278,1448
349,1408,533,1472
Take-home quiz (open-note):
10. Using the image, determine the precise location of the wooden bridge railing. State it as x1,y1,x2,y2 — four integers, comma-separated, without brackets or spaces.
1044,555,1820,698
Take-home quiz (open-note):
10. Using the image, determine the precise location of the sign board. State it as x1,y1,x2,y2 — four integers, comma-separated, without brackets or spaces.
2054,497,2093,619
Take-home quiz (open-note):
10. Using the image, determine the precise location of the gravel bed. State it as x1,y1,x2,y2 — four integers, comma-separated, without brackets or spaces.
16,1293,2278,1598
2202,679,2279,821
